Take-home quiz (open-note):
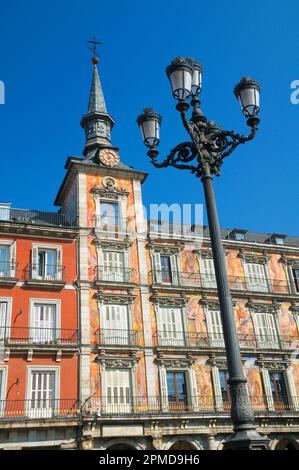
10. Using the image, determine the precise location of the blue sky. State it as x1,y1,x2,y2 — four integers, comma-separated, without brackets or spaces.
0,0,299,235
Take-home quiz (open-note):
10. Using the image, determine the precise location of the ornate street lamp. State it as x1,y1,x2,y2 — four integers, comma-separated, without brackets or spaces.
137,57,269,450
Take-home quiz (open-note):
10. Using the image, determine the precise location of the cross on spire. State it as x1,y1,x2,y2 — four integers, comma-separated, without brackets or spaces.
88,37,102,62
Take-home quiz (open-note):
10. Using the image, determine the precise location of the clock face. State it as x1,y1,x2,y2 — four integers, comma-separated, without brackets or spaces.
99,149,120,167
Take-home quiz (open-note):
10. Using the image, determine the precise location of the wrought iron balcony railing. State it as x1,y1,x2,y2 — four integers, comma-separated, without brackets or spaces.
0,208,77,228
94,265,135,283
150,270,292,294
153,331,299,351
0,395,297,421
24,264,66,283
0,398,80,420
94,329,142,347
84,395,298,416
0,327,79,346
0,261,18,278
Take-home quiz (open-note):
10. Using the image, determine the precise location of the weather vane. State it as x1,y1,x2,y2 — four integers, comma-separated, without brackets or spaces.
88,37,102,63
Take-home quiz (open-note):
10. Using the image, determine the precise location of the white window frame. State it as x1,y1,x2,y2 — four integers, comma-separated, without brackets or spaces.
198,255,217,288
252,310,279,349
100,303,130,345
101,367,134,414
31,244,63,281
261,367,299,412
0,366,8,415
155,304,186,347
0,297,12,339
26,366,60,418
0,239,16,278
151,250,180,285
205,306,225,348
29,299,61,343
243,261,269,292
97,246,130,283
94,193,127,235
159,365,198,412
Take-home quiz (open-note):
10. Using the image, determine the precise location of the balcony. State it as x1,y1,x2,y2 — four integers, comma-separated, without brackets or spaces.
1,327,79,348
24,264,66,289
0,208,77,228
151,270,292,295
94,266,135,286
153,331,299,352
0,398,80,421
94,329,142,348
0,261,18,287
94,216,130,239
84,395,298,416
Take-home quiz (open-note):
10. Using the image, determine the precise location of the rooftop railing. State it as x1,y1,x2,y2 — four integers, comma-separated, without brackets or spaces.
0,208,77,228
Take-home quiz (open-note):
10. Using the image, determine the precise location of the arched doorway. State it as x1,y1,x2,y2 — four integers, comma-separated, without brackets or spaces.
108,444,135,450
275,439,299,450
169,441,197,451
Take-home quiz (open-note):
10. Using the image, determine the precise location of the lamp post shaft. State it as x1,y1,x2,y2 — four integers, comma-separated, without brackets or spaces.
202,166,268,449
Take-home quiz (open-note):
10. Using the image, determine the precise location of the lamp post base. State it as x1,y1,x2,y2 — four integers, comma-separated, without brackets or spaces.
223,428,270,450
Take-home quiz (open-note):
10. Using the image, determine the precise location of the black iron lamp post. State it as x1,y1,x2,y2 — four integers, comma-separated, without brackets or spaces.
137,57,269,450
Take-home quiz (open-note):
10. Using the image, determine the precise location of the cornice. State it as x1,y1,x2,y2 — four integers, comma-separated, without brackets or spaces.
150,294,187,307
238,249,270,264
245,300,280,314
94,238,132,250
96,293,135,304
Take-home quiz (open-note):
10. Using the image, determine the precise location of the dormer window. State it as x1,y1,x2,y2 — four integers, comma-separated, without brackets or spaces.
269,233,286,245
228,229,247,242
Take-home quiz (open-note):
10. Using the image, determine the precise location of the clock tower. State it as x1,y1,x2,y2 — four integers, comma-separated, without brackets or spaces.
55,51,150,405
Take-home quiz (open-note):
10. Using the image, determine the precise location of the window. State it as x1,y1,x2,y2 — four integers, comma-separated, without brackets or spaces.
0,246,9,276
99,201,119,234
0,241,16,278
153,252,179,285
199,257,217,288
205,308,224,347
0,203,10,221
106,369,131,413
157,306,184,346
31,245,62,281
219,370,230,407
101,304,129,345
31,302,57,343
293,269,299,293
28,370,57,418
102,251,126,282
0,300,10,339
252,311,279,349
160,255,172,284
269,371,288,409
0,368,7,414
166,371,187,411
244,262,268,292
235,232,245,241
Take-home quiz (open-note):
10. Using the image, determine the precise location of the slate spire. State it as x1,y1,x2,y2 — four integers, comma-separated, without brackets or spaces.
80,55,115,158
